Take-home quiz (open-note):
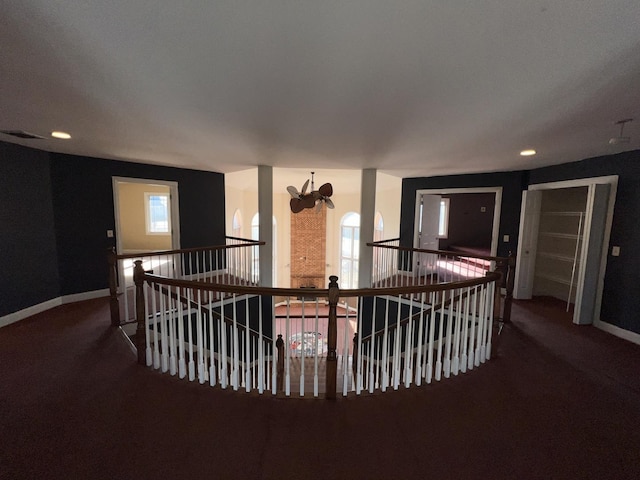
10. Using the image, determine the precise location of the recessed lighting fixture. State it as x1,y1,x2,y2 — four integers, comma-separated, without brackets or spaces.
520,149,536,156
51,131,71,139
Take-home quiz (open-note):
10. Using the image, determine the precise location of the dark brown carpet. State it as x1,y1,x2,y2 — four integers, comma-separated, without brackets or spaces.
1,296,639,479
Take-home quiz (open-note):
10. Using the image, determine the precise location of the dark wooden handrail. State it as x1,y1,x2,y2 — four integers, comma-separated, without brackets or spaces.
115,237,263,260
142,271,501,299
367,240,508,263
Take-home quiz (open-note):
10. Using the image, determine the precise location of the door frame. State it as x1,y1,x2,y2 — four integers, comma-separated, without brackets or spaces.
112,177,181,255
413,187,503,257
513,175,618,325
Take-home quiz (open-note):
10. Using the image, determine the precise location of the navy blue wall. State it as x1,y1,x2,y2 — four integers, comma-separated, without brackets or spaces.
0,143,60,316
0,141,226,317
528,149,640,334
400,150,640,335
50,153,226,296
401,171,526,257
440,193,496,251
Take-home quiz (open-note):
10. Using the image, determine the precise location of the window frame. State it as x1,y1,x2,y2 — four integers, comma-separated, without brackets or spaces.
438,198,450,239
340,212,360,289
144,192,171,235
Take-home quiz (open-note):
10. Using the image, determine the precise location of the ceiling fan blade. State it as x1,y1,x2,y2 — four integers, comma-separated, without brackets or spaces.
315,200,323,212
301,179,309,196
287,185,300,198
290,198,304,213
325,198,335,209
318,183,333,197
301,194,316,209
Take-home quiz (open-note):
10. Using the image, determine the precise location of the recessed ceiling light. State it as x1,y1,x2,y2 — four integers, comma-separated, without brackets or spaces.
51,131,71,139
520,149,536,156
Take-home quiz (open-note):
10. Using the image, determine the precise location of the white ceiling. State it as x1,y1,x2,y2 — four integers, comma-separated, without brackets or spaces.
2,1,640,181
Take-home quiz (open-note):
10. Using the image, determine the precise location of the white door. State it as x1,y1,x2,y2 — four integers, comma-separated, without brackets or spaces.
514,183,612,325
415,194,441,276
573,183,610,325
513,190,542,299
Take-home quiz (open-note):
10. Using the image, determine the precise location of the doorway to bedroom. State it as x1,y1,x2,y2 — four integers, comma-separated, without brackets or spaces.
413,187,502,259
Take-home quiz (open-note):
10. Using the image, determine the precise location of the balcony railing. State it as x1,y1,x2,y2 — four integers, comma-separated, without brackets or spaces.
110,238,513,400
108,237,262,327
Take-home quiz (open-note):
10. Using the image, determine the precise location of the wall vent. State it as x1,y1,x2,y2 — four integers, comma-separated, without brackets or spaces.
0,130,45,139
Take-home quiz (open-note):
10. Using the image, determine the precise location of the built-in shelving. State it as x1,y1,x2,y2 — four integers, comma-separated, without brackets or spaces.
534,272,573,286
539,232,582,240
536,252,575,262
533,189,588,311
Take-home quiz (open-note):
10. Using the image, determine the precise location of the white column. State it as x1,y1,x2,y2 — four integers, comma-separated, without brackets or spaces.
358,168,376,288
258,165,273,287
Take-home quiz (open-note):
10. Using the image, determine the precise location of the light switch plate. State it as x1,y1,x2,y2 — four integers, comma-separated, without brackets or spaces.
503,234,510,242
612,246,620,256
107,230,114,238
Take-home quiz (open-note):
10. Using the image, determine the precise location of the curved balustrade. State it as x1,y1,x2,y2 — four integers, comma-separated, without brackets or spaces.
113,239,512,400
108,237,263,327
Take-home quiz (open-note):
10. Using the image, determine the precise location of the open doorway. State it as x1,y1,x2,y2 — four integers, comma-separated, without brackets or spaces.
514,176,617,325
413,187,503,258
112,177,181,254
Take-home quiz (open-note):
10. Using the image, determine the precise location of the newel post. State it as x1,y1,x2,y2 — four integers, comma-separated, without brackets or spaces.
276,334,284,393
134,260,146,365
326,275,339,400
503,252,515,324
108,247,120,327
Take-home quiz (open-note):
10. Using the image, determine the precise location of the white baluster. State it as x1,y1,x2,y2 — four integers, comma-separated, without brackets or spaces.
208,298,216,387
468,285,478,370
415,292,425,386
160,291,169,373
151,280,160,370
187,289,195,381
285,298,291,397
177,288,186,379
300,300,305,397
168,286,177,376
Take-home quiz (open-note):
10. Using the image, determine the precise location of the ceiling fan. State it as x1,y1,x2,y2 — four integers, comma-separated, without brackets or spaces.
287,172,335,213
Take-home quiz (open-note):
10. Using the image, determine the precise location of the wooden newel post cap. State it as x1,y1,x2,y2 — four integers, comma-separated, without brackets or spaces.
133,260,144,284
328,275,339,288
276,334,284,350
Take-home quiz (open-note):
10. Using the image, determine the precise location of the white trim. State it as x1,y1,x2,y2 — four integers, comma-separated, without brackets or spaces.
144,192,172,235
0,289,110,328
0,298,62,328
593,319,640,346
414,187,503,257
522,175,618,326
61,288,110,304
118,325,138,354
112,177,181,254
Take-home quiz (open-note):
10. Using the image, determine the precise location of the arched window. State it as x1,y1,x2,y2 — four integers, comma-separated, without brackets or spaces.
374,212,384,242
340,212,360,289
372,212,384,280
232,209,242,237
251,213,277,285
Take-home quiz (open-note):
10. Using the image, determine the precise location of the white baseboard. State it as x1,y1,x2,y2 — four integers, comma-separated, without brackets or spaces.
593,319,640,346
0,298,62,328
0,288,110,329
61,288,110,304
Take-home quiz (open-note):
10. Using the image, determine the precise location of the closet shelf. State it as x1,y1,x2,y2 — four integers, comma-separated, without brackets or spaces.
537,252,575,262
539,232,583,240
534,273,577,286
541,211,585,217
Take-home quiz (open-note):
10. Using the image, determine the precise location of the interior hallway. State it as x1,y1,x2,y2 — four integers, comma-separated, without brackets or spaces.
1,296,639,479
